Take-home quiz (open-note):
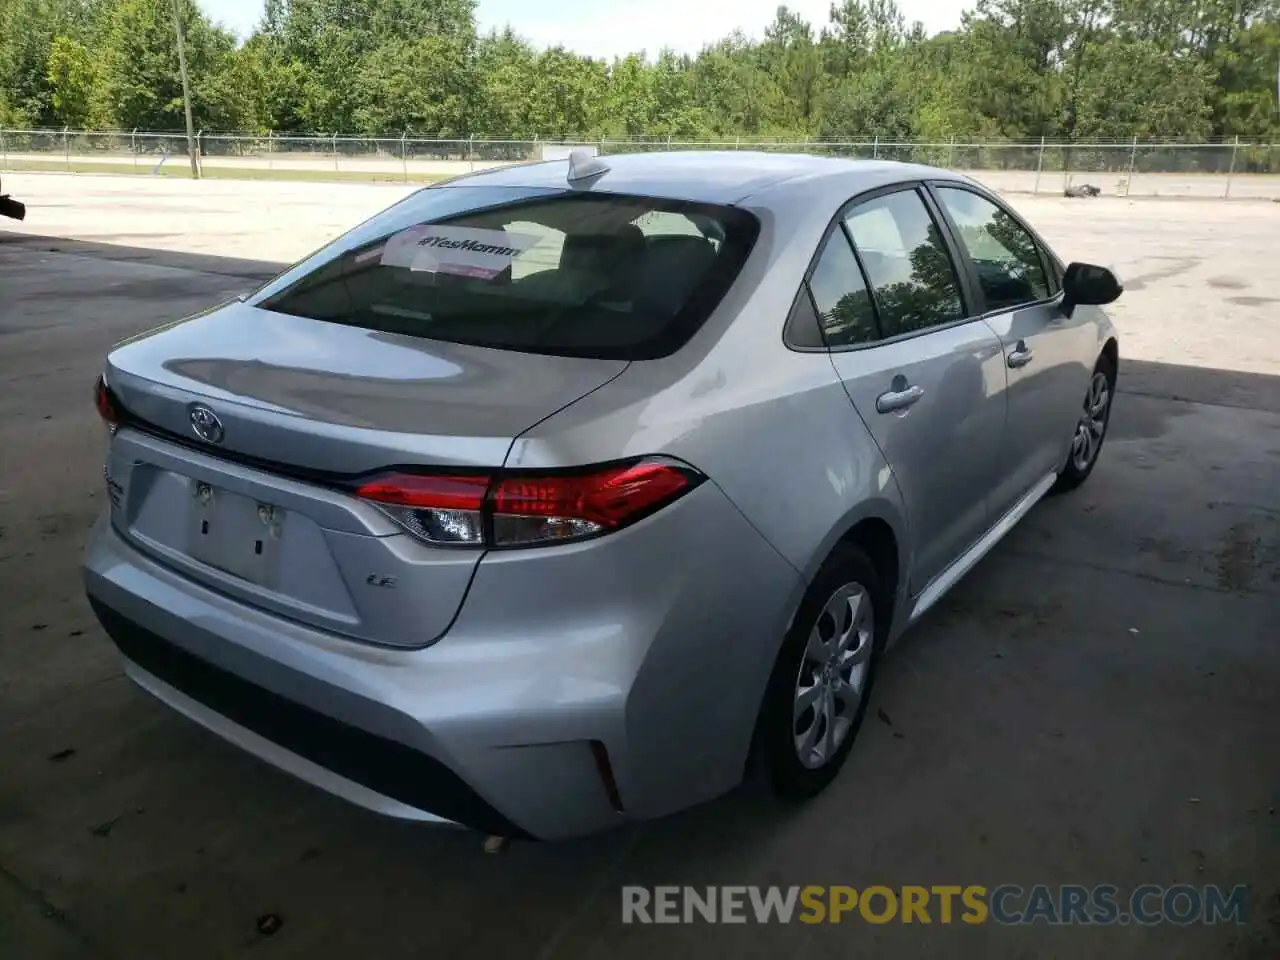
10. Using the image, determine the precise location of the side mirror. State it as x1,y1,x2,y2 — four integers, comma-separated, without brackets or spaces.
1062,262,1122,315
0,194,25,221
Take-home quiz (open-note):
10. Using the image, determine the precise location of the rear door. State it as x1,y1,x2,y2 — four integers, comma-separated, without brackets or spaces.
928,184,1094,519
818,185,1008,595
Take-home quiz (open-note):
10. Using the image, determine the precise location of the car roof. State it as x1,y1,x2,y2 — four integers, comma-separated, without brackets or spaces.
434,150,967,206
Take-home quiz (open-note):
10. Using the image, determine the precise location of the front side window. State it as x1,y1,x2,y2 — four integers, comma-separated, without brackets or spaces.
256,186,758,360
843,189,966,338
933,186,1050,311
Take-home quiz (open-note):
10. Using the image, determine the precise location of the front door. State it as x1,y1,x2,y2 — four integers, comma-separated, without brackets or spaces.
929,185,1095,518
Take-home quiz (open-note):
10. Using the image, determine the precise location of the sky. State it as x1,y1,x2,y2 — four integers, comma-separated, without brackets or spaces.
199,0,974,59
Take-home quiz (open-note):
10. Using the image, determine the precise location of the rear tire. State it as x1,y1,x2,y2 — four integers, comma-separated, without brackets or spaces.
1052,353,1116,494
757,544,886,800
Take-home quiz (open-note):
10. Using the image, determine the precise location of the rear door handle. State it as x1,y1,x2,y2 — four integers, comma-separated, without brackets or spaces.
1007,341,1034,368
876,382,925,414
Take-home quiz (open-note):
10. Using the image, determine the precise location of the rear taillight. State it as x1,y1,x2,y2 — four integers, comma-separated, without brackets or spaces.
355,473,489,545
491,460,696,545
352,457,703,549
94,374,121,428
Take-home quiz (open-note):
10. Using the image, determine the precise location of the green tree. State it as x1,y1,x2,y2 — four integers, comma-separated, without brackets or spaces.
692,33,786,135
353,34,473,135
758,6,823,131
46,34,95,126
469,27,537,137
650,49,706,138
948,0,1068,138
605,53,657,136
818,61,919,139
1071,39,1216,140
231,36,304,132
1212,18,1280,139
94,0,251,130
521,46,608,139
0,0,1277,152
0,0,107,125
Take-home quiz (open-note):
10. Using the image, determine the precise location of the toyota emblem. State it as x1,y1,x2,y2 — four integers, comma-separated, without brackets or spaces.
189,404,225,445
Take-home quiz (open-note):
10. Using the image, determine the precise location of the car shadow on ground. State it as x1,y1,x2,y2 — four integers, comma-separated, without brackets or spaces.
0,231,283,284
1118,356,1280,416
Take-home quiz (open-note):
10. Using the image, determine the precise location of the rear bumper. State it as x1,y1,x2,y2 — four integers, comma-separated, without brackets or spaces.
84,481,803,839
89,598,511,834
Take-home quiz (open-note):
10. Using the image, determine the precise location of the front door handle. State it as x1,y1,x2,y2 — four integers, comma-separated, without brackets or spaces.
876,380,925,414
1007,341,1034,368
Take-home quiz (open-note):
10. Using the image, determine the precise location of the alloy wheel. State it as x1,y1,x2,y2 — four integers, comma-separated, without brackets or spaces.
1070,370,1111,473
793,582,874,770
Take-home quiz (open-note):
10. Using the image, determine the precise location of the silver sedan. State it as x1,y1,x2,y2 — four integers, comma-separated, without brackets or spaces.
84,150,1121,839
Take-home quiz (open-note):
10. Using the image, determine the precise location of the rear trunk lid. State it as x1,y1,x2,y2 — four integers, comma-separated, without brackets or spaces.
103,301,627,646
107,300,628,474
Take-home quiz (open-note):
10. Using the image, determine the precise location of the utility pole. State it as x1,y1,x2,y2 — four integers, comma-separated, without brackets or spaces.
171,0,200,179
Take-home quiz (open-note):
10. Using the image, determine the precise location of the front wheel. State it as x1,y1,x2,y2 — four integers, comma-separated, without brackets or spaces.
1052,354,1116,494
757,544,885,800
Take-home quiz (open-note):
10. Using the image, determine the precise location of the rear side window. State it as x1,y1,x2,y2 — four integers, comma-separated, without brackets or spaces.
807,231,879,347
843,189,967,338
258,187,758,361
933,186,1050,311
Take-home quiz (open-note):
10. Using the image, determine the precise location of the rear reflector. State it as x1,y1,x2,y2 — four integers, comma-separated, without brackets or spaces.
352,457,703,549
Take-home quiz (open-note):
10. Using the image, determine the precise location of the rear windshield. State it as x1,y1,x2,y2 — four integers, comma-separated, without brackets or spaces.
256,185,759,360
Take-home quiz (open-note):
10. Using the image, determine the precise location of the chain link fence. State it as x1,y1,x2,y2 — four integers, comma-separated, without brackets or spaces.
2,128,1277,199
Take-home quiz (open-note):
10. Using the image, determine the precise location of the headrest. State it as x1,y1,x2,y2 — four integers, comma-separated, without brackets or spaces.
560,224,647,274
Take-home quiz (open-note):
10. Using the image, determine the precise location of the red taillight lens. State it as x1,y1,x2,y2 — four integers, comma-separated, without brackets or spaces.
352,458,702,548
356,474,489,511
354,473,489,545
94,375,121,427
491,459,697,545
